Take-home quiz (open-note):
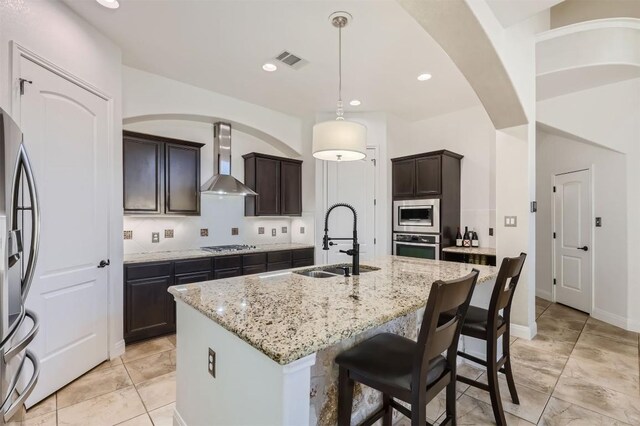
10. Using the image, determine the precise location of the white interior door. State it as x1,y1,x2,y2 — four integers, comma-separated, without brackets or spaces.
325,148,376,264
554,169,592,313
18,57,110,405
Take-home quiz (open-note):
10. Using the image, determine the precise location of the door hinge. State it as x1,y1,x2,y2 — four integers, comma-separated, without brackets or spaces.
374,238,377,244
553,186,556,193
19,78,32,95
374,199,377,206
553,232,556,239
553,278,557,285
371,158,377,166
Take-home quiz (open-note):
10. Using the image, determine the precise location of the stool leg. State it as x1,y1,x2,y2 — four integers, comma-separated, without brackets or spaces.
382,394,392,426
445,378,457,426
502,332,519,404
338,367,354,426
487,339,507,426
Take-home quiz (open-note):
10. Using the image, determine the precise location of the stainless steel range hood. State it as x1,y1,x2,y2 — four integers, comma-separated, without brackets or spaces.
201,122,257,196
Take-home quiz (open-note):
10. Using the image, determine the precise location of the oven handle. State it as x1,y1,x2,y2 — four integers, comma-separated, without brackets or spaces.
393,241,440,247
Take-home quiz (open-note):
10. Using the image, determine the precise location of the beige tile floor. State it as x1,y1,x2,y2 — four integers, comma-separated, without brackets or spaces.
11,298,640,425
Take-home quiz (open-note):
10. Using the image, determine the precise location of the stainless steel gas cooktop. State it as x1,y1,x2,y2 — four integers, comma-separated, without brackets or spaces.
201,244,257,253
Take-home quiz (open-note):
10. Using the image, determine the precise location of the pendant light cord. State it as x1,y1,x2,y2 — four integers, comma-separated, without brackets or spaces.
336,24,344,120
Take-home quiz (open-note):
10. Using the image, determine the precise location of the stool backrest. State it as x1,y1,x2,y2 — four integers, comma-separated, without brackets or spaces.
413,270,479,387
488,253,527,328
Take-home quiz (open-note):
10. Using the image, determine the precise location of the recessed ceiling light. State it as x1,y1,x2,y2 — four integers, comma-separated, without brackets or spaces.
349,100,361,106
262,63,277,72
96,0,119,9
417,73,432,81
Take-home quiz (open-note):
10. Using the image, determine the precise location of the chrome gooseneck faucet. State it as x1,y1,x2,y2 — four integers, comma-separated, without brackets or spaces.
322,203,360,275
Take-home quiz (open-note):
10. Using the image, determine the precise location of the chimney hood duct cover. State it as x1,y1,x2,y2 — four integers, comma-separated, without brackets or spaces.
201,122,257,196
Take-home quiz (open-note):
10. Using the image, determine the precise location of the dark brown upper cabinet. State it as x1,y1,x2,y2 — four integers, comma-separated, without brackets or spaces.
243,153,302,216
123,131,204,216
391,150,462,199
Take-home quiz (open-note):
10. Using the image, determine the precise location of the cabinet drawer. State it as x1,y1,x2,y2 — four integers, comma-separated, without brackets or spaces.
215,255,241,270
292,258,314,268
292,248,314,260
242,253,267,266
125,262,172,281
175,271,213,285
174,258,212,275
267,261,291,272
267,251,292,264
243,264,267,275
215,268,242,279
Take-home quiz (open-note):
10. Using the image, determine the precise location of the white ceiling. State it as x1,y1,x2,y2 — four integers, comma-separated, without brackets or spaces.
62,0,482,121
486,0,564,27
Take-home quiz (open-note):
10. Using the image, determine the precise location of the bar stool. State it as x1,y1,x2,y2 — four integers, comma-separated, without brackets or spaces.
444,253,527,426
335,269,480,426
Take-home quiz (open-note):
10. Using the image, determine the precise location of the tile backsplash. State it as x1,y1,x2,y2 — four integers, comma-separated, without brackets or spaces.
123,195,314,254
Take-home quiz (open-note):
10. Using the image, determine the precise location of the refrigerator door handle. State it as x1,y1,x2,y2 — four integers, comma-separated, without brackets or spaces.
12,143,40,302
0,350,40,422
0,306,25,352
3,310,39,361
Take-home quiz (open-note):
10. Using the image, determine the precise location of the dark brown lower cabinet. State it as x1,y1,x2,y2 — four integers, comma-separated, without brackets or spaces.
124,248,314,343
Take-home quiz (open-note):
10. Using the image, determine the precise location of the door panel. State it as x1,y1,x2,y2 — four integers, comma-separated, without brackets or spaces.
19,57,109,405
326,148,376,263
554,169,592,312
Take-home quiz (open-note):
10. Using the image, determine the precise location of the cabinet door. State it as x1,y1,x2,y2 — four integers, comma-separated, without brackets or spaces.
215,268,242,279
123,138,162,214
165,143,200,215
415,156,441,196
243,264,267,275
392,159,415,198
255,157,281,215
280,161,302,216
125,276,174,343
175,271,213,285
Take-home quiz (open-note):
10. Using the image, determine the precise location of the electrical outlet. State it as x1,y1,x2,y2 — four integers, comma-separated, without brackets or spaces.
300,226,305,234
281,226,287,234
231,227,239,236
271,228,276,237
258,227,265,235
164,229,174,238
200,228,209,237
208,348,216,378
123,230,133,240
151,232,160,243
489,228,494,236
595,217,602,227
504,216,517,227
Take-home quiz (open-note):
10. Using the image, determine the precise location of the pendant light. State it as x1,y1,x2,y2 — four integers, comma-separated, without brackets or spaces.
312,12,366,162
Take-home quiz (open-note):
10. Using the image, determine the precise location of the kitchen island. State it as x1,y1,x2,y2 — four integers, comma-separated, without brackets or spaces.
168,255,497,426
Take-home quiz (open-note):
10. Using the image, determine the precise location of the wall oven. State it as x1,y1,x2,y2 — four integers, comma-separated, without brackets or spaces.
393,198,440,234
392,233,440,261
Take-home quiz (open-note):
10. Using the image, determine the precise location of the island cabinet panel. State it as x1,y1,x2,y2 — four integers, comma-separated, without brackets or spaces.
124,261,175,344
415,155,441,196
123,131,204,216
244,153,303,216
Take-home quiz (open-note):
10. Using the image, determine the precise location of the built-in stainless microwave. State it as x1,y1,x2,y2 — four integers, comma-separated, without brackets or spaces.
393,198,440,233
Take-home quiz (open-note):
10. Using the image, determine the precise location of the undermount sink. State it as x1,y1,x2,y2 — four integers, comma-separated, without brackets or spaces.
294,264,380,278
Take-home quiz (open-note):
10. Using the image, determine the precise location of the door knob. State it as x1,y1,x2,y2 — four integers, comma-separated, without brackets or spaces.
98,259,110,268
578,246,589,252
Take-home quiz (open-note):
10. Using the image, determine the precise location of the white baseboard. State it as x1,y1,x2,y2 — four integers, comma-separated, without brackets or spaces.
510,322,537,340
535,288,552,301
173,408,187,426
591,308,628,330
111,339,125,359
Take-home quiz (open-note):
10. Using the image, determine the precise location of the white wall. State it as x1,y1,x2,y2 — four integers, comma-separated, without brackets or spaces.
123,120,301,253
537,78,640,330
0,0,124,355
389,105,497,248
536,129,628,325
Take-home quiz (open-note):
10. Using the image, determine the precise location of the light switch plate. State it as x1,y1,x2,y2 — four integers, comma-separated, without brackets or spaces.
271,228,276,237
489,228,494,236
151,232,160,243
595,217,602,227
504,216,517,227
231,227,239,236
258,227,265,235
281,226,287,234
300,227,305,234
208,348,216,378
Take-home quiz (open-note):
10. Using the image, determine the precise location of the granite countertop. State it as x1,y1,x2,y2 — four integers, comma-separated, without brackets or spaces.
123,243,315,264
442,246,497,256
168,255,497,365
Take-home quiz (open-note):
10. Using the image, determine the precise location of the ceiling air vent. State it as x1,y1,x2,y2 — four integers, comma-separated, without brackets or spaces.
275,51,308,70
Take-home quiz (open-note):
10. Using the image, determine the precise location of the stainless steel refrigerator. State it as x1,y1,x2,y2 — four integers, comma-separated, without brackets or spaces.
0,108,40,424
